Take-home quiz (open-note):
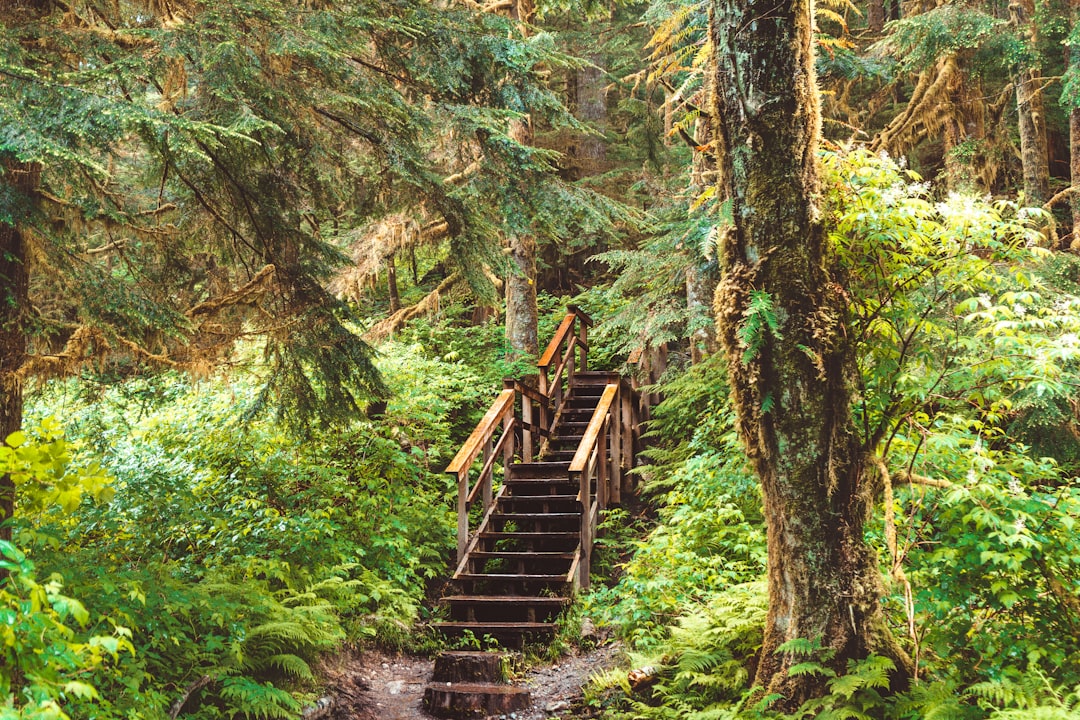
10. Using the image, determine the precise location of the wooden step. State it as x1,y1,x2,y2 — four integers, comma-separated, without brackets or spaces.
454,573,571,595
476,531,579,552
501,480,577,498
443,595,569,623
432,621,558,643
497,495,579,512
567,395,603,409
554,421,590,434
508,461,571,479
442,594,570,608
423,681,531,718
572,371,620,384
464,551,574,576
491,513,580,533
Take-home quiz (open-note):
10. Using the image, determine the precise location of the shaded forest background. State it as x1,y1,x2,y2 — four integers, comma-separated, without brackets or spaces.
5,0,1080,717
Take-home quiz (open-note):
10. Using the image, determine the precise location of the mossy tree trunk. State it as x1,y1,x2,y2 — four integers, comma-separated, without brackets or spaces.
504,0,539,357
710,0,911,708
1013,0,1050,203
0,158,39,541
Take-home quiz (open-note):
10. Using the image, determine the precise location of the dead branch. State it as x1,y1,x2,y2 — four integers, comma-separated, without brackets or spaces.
1043,185,1079,211
894,471,952,489
186,264,276,318
170,675,213,719
364,273,459,342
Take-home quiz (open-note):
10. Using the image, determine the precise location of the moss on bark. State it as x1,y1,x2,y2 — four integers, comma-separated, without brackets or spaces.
710,0,912,708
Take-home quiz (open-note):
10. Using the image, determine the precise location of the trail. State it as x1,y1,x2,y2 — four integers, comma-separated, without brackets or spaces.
316,642,622,719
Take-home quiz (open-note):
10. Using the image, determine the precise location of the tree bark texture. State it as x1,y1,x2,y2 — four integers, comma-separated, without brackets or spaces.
0,158,39,541
504,0,539,357
710,0,910,708
573,58,608,179
1012,0,1050,203
866,0,885,33
387,255,402,313
1072,110,1080,249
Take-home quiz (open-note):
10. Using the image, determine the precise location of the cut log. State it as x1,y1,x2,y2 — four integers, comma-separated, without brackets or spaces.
423,682,531,719
432,651,507,684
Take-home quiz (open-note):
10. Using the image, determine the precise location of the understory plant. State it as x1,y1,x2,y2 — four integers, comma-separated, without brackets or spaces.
588,148,1080,719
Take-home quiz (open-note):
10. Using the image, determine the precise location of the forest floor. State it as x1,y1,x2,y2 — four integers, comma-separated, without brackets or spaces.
316,641,623,719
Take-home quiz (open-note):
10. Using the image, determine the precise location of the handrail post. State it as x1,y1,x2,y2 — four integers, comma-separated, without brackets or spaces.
502,410,514,480
598,418,608,512
456,470,468,562
620,379,634,492
522,391,534,462
576,468,590,590
610,387,622,506
482,436,493,511
578,317,587,372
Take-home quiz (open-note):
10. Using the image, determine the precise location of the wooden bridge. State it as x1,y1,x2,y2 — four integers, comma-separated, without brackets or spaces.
433,306,662,647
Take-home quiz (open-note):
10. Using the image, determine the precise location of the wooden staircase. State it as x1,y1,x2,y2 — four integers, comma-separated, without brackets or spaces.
433,307,660,648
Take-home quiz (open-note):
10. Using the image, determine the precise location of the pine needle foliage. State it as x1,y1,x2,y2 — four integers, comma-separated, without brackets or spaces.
1,0,597,431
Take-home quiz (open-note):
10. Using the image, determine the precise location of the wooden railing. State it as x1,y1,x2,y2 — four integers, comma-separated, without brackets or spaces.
446,307,655,582
537,305,592,429
566,376,639,590
445,378,552,563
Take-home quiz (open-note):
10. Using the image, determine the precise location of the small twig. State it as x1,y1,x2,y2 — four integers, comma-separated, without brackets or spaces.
169,675,213,719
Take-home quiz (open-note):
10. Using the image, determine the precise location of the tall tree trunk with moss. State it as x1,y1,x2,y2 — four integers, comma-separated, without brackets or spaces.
689,114,718,364
0,158,39,541
710,0,911,708
1013,0,1050,203
505,0,539,356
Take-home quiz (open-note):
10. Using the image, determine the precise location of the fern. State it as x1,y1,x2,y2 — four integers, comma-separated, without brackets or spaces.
737,290,783,364
219,676,302,719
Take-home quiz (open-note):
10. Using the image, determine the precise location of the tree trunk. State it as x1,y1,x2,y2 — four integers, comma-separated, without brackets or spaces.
1072,107,1080,250
504,0,538,357
1013,0,1050,203
867,0,885,33
710,0,911,708
687,264,717,363
575,57,607,179
387,255,401,313
0,158,39,542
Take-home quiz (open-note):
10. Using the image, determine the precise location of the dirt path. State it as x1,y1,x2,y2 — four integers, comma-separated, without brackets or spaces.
315,642,622,720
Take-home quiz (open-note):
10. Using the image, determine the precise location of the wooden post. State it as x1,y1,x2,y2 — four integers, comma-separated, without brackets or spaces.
577,317,588,371
457,470,469,562
522,393,534,462
577,468,590,590
621,382,634,493
502,411,514,481
610,390,622,505
598,419,608,512
482,437,493,511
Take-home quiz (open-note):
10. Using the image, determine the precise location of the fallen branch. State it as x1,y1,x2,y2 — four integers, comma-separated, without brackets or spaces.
364,273,459,342
894,471,952,489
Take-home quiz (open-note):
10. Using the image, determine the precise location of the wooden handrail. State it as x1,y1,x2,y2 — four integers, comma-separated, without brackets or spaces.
446,389,515,475
538,314,576,369
569,384,618,473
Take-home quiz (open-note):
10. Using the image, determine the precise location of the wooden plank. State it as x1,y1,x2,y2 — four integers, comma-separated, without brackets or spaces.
537,313,576,369
568,383,618,473
446,389,515,474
